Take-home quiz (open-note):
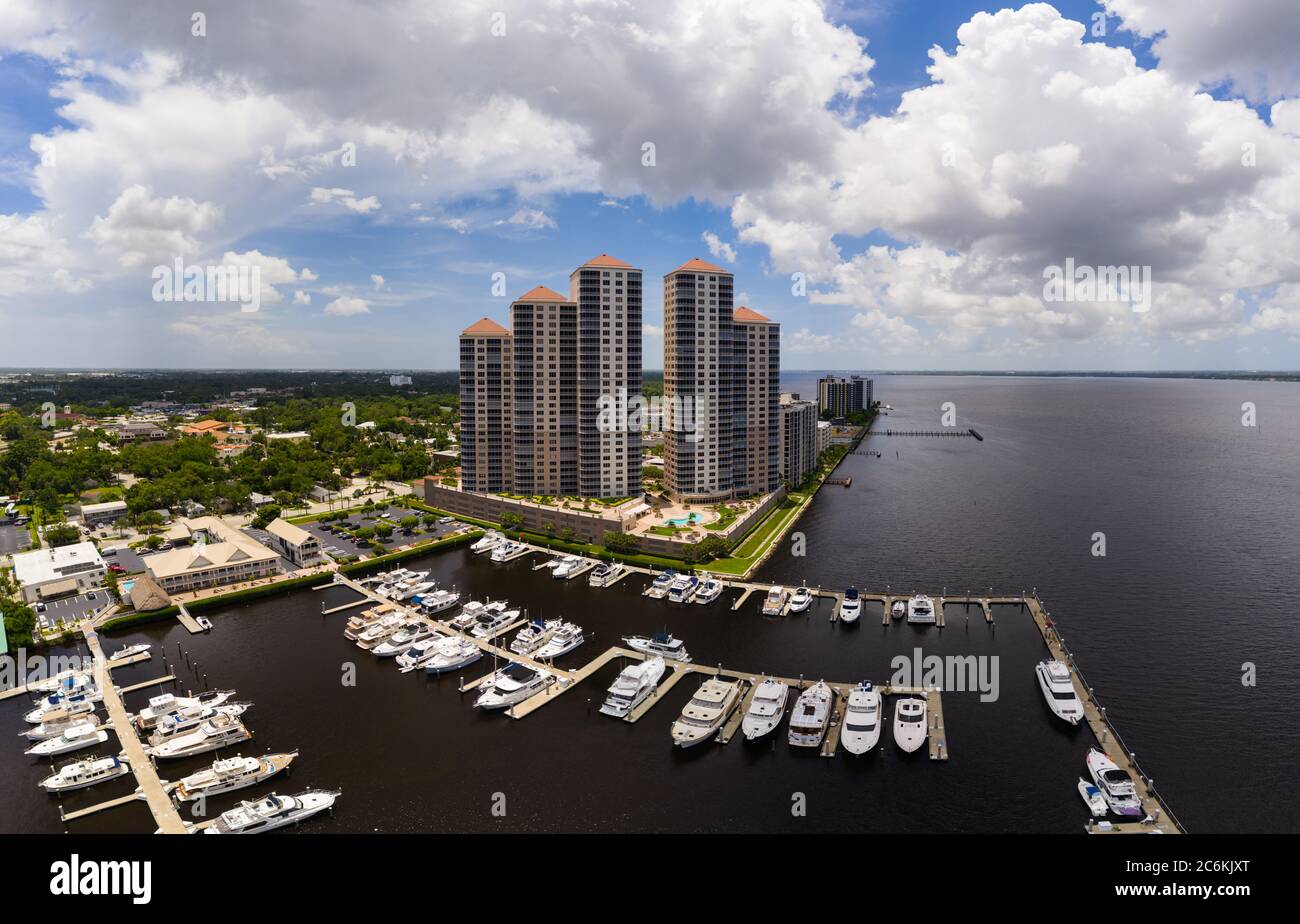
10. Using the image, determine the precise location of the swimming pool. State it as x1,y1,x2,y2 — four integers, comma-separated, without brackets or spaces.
663,513,703,527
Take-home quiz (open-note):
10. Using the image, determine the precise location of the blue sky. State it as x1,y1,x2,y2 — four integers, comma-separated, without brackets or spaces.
1,0,1298,370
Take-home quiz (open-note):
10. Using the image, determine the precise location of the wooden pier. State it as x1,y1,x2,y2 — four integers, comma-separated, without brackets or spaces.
82,631,188,834
118,674,175,695
321,598,370,615
626,666,689,723
60,790,145,823
175,602,203,634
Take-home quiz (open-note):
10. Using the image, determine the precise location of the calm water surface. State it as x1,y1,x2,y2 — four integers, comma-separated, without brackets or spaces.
2,376,1296,832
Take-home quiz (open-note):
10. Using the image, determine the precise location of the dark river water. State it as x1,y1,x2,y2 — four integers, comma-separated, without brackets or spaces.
3,375,1296,833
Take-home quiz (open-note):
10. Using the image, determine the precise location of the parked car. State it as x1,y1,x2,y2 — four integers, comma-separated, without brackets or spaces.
35,602,46,612
102,547,117,557
108,563,126,574
87,591,97,600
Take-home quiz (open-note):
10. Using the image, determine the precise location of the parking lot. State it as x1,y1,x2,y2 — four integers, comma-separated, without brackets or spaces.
0,521,31,556
101,544,150,575
35,591,108,631
301,511,463,561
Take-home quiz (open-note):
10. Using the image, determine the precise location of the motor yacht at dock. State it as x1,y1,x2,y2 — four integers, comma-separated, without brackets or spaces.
354,613,407,650
469,605,520,639
788,681,834,747
762,585,789,616
474,663,556,710
419,588,461,615
343,605,395,639
147,713,251,760
422,637,484,675
202,789,340,834
29,670,94,695
24,711,100,741
667,574,699,603
1086,748,1143,817
623,632,691,662
372,621,437,658
451,600,506,631
471,531,505,554
25,688,100,724
147,703,250,745
490,540,523,562
741,678,789,740
671,678,742,747
552,555,583,579
107,643,150,661
1035,660,1083,724
694,574,723,605
588,561,624,587
174,752,298,802
645,570,675,599
906,594,936,625
893,697,928,752
891,600,906,620
133,690,236,730
841,682,883,755
509,619,558,655
599,657,666,718
787,586,813,614
396,634,449,672
535,622,584,659
39,755,130,792
838,587,861,623
25,723,108,757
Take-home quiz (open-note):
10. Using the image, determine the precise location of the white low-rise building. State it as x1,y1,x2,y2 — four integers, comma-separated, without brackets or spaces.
145,517,281,594
263,517,322,566
13,542,106,603
80,499,128,527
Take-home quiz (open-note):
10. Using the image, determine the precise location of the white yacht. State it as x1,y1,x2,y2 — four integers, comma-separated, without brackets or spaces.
203,789,339,834
174,752,298,802
133,690,236,730
906,594,936,625
623,632,691,662
787,586,813,613
420,589,461,615
588,561,624,587
39,755,130,793
893,697,928,753
762,586,789,616
470,606,519,639
344,607,393,639
490,540,522,562
25,688,100,724
25,723,108,757
450,599,504,631
667,574,699,603
671,678,742,748
535,622,584,659
694,575,723,605
788,681,834,747
1086,748,1143,817
147,713,252,760
1035,660,1083,724
841,681,883,755
471,531,504,554
147,704,250,744
552,555,583,579
1077,777,1109,817
838,587,862,623
890,600,906,620
474,663,556,710
509,619,559,655
372,622,437,658
422,637,483,675
24,712,91,741
741,678,789,740
354,613,406,650
29,670,94,695
196,616,214,631
107,643,150,661
395,580,436,602
599,657,665,718
645,570,675,599
396,634,449,673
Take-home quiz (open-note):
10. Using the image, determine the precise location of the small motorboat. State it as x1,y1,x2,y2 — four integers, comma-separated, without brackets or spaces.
1078,777,1109,817
893,697,928,753
645,570,675,599
787,586,813,613
838,587,861,623
890,600,906,620
588,561,624,587
196,616,214,631
694,574,723,605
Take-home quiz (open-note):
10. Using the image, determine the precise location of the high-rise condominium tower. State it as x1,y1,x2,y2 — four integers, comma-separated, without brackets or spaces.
662,259,781,502
458,317,513,493
510,285,578,496
570,254,642,498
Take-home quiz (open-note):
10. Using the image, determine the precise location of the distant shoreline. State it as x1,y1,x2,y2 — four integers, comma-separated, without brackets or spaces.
0,367,1297,382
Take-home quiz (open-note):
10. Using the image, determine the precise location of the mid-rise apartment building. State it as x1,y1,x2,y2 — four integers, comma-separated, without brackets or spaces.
779,393,819,487
817,375,873,418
